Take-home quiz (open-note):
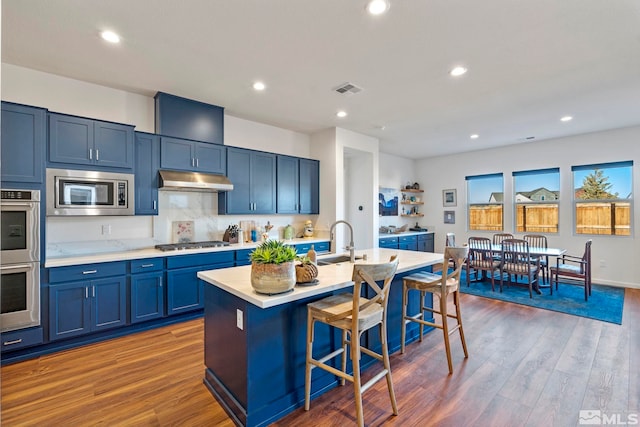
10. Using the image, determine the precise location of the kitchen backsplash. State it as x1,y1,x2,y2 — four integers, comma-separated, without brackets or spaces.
46,190,321,258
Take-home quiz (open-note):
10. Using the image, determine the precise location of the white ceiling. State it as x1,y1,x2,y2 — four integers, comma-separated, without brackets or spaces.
3,0,640,159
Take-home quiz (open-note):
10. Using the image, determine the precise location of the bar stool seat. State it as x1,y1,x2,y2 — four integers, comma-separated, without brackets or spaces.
400,246,469,375
304,256,399,427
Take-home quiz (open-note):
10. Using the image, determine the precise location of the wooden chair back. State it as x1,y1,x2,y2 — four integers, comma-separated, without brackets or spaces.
467,237,496,266
493,233,514,245
438,247,469,293
445,232,456,247
501,238,536,274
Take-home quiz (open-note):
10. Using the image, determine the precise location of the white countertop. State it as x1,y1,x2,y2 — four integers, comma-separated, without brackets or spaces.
44,237,331,268
197,248,443,309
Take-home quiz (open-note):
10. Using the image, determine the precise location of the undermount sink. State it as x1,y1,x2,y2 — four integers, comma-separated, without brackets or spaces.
317,255,363,265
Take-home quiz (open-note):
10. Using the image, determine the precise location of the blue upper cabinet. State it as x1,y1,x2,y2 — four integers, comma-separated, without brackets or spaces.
276,155,319,214
299,158,319,214
48,113,134,170
1,102,47,184
154,92,223,145
159,136,226,174
276,155,299,214
135,132,160,215
219,147,276,214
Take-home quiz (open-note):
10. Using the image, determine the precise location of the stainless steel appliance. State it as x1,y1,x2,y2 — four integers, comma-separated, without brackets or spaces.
1,189,41,332
46,168,134,216
154,241,230,251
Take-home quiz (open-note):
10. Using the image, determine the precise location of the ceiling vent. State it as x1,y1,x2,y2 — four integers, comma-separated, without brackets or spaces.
334,82,363,95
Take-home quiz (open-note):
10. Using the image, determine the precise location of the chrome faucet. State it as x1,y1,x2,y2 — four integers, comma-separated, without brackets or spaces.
329,220,355,263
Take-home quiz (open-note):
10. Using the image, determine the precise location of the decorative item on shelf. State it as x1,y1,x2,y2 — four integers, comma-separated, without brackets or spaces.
262,221,274,241
405,181,413,190
412,182,420,190
303,220,314,237
295,255,319,285
284,224,295,240
307,244,317,265
250,240,298,295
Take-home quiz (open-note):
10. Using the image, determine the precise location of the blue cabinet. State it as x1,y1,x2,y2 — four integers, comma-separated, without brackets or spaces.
135,132,160,215
294,240,330,255
1,327,44,353
276,156,320,214
1,102,46,184
166,252,234,315
48,113,134,169
154,92,223,145
219,147,276,214
418,233,434,252
130,258,164,323
159,136,225,174
48,262,127,341
379,233,434,252
399,235,418,251
379,236,399,249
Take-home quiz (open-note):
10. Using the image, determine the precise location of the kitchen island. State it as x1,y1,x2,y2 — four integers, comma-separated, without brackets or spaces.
198,247,442,427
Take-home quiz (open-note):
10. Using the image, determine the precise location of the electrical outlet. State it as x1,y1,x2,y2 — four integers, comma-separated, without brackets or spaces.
599,259,607,268
101,224,111,235
236,309,243,330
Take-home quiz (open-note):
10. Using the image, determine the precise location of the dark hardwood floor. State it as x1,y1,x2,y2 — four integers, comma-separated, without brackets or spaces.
2,288,638,426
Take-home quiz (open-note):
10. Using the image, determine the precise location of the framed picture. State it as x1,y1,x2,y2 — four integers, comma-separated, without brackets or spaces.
444,210,455,224
443,189,457,207
378,187,399,216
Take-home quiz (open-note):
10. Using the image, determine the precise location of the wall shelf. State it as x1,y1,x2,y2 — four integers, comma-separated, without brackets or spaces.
401,213,424,217
400,188,423,193
400,201,424,205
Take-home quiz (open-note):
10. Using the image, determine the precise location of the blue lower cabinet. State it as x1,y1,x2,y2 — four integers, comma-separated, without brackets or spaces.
1,327,44,353
49,276,127,341
235,249,253,266
294,241,329,255
379,236,399,249
398,235,418,251
130,271,164,323
418,233,434,252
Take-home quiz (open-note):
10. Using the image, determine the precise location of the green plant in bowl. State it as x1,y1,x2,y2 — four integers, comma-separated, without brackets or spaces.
250,240,298,264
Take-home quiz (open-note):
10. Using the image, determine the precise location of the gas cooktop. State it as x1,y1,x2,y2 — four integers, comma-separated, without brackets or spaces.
155,240,230,251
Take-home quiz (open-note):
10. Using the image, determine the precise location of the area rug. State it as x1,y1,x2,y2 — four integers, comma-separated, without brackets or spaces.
459,273,624,324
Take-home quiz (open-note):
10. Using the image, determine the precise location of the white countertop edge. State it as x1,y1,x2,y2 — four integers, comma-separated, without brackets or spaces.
198,248,444,309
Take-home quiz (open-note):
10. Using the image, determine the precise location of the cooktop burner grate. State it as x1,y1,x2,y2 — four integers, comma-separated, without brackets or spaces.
155,240,230,251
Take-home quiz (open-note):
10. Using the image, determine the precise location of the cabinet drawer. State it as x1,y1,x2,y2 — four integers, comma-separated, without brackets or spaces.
1,327,44,352
314,241,330,253
166,251,234,269
49,261,127,283
235,249,253,266
398,235,418,244
379,236,399,248
131,258,164,274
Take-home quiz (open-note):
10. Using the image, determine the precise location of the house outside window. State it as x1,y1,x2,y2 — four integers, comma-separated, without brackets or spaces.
513,168,560,233
466,173,504,231
572,161,633,236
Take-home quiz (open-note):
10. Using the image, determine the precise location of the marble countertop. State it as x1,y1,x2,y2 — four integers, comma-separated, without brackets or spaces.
44,237,331,268
197,248,443,309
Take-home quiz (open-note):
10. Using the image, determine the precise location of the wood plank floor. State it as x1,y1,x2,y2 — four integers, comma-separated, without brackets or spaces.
2,288,638,426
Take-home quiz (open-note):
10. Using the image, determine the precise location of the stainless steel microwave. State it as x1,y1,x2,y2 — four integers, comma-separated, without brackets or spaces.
46,168,135,216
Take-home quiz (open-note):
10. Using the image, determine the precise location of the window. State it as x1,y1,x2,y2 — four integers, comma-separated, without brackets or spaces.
466,173,504,231
513,168,560,233
572,161,633,236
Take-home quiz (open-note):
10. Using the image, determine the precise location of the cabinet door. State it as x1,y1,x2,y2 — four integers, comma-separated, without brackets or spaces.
160,136,196,171
276,155,299,214
94,121,134,169
48,114,94,166
130,272,164,323
135,132,160,215
221,147,252,214
166,266,204,315
1,103,46,184
91,276,127,331
49,282,91,341
299,158,319,214
195,142,226,174
251,151,276,214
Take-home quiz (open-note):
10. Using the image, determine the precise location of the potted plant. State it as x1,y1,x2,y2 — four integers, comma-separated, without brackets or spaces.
250,240,298,294
295,255,319,284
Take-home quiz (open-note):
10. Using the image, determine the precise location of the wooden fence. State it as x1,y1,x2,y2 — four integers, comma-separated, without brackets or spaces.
470,202,630,235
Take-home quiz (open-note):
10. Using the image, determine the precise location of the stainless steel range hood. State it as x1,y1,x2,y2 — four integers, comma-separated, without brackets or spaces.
158,170,233,192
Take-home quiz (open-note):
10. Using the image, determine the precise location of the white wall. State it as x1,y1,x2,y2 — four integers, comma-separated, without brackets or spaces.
416,126,640,288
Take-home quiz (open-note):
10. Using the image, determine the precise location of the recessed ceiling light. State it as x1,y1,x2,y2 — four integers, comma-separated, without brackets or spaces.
100,30,121,44
470,134,479,139
560,115,573,122
252,81,266,91
450,66,468,77
336,111,348,118
366,0,390,15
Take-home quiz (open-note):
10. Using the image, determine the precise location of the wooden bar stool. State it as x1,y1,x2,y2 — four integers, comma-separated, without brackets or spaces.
400,247,469,374
304,256,399,427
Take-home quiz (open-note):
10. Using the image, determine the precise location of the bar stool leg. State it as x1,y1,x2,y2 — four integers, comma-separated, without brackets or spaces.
419,290,425,342
453,290,468,358
380,320,398,415
439,294,454,375
340,329,348,386
304,311,314,410
352,331,364,427
400,284,408,354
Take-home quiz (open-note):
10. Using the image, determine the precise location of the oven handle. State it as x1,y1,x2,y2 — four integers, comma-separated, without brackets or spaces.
1,202,36,208
0,264,33,271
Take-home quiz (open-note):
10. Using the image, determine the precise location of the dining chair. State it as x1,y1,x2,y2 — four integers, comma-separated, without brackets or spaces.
550,239,592,301
466,237,501,291
523,234,549,285
304,256,399,427
500,238,540,298
492,233,514,246
432,232,457,273
400,246,469,374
